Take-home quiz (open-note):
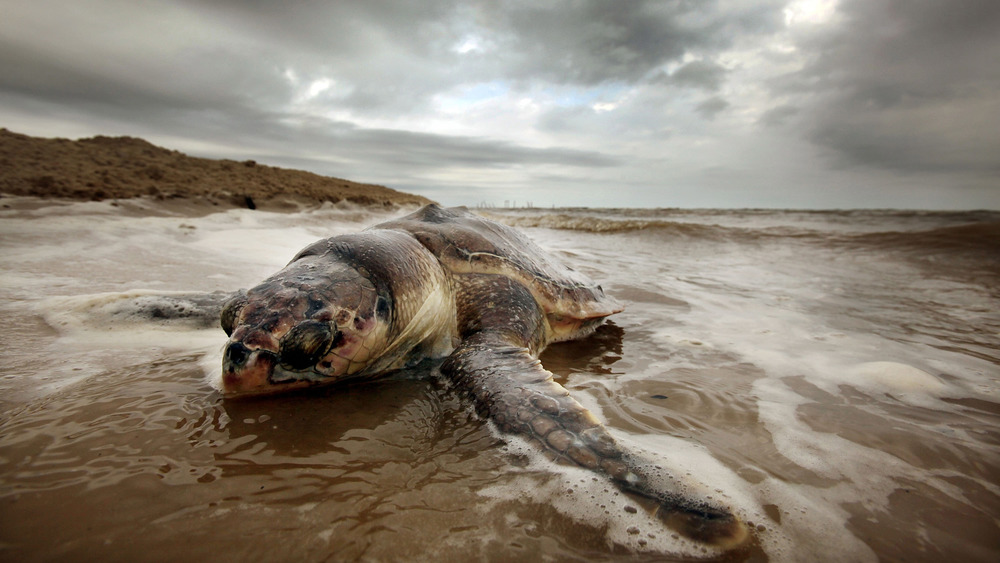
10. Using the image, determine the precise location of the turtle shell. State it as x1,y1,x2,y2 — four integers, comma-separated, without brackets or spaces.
377,205,623,336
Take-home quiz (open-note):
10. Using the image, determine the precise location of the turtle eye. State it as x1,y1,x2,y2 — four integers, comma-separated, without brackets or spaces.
220,290,248,336
375,295,391,322
280,320,335,370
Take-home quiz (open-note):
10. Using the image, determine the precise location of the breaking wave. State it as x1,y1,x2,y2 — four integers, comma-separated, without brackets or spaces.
841,221,1000,255
484,210,1000,257
483,212,760,240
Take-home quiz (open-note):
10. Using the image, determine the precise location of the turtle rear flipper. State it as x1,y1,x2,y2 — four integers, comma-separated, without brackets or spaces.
443,275,749,548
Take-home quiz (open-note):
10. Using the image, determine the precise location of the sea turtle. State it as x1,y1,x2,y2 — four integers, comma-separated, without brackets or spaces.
220,204,748,548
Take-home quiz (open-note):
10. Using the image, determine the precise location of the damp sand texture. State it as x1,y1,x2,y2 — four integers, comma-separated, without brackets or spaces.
1,199,998,561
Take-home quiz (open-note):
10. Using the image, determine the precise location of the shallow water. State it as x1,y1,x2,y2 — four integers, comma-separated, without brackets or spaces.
1,198,998,561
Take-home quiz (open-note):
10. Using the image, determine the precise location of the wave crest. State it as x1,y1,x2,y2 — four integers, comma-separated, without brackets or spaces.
483,212,741,239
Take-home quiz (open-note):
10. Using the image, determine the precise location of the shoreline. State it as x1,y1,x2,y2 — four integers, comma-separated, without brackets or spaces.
0,192,430,219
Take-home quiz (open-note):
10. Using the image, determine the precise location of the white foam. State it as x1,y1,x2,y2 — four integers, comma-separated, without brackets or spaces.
842,361,949,405
748,373,1000,560
25,290,227,395
624,431,761,515
478,434,718,557
751,476,878,563
664,281,959,408
200,346,226,393
472,416,772,558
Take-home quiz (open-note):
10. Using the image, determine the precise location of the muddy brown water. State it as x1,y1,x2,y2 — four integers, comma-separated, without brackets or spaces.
1,199,998,561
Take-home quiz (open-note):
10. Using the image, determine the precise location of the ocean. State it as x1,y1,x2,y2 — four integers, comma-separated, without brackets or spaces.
1,197,998,561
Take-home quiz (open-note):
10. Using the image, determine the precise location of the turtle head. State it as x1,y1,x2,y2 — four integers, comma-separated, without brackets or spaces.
219,256,393,397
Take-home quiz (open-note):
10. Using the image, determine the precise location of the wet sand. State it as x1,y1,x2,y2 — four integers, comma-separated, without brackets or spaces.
1,194,998,560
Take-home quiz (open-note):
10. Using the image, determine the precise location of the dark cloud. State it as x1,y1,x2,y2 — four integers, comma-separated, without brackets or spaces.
782,0,1000,176
493,1,783,85
0,37,288,114
695,96,729,119
653,60,729,91
334,126,622,170
759,105,799,127
0,0,622,182
495,2,696,85
179,0,786,107
3,0,782,122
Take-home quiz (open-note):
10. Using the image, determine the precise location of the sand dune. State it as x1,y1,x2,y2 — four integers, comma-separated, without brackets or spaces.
0,128,432,210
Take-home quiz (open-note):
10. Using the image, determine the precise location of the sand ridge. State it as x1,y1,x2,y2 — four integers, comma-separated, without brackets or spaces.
0,128,432,210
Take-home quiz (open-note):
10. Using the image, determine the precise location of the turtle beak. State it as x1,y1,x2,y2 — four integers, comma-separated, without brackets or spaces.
222,341,278,395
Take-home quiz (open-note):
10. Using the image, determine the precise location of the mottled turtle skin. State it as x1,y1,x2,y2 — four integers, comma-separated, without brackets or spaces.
220,204,748,548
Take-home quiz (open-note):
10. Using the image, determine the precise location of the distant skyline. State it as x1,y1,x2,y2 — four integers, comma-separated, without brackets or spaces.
2,0,998,209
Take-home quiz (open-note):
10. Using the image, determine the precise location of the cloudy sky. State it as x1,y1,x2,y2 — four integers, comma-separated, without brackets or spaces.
2,0,998,208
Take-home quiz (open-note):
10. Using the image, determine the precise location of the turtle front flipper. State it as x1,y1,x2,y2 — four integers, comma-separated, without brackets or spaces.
442,275,749,549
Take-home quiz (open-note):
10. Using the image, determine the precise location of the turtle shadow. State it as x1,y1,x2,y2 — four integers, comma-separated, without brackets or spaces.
216,323,623,463
219,374,438,456
540,320,625,380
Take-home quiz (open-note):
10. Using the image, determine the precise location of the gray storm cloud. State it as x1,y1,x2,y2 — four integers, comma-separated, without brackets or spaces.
782,0,1000,176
